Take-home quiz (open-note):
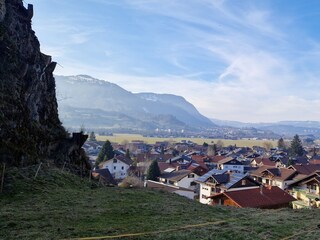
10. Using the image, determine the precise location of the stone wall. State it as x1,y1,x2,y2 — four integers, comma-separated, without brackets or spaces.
0,0,6,22
0,0,87,169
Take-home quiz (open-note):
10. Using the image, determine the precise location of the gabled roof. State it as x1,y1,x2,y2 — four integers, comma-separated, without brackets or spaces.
209,156,227,163
208,186,296,208
191,155,206,162
212,174,229,184
218,157,242,165
187,163,208,176
292,156,309,165
224,173,249,189
251,166,296,181
288,164,320,176
99,155,133,167
146,180,194,193
158,162,175,173
197,169,251,189
197,169,228,183
252,158,275,167
302,176,320,185
167,155,192,163
114,155,133,165
274,156,290,165
92,168,116,185
288,171,320,187
160,170,192,182
190,158,209,171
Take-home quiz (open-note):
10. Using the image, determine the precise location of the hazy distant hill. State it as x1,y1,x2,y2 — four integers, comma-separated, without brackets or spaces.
55,75,214,130
211,119,320,138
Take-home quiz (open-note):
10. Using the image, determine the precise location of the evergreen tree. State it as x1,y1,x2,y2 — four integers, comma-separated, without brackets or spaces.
287,157,294,167
125,149,131,159
202,142,209,147
95,140,114,166
312,147,317,157
89,131,96,141
213,144,217,155
147,160,161,181
207,144,217,156
160,146,165,155
277,138,286,150
290,135,304,156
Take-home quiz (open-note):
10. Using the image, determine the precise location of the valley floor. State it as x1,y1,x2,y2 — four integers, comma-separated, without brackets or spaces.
1,167,320,239
96,134,278,148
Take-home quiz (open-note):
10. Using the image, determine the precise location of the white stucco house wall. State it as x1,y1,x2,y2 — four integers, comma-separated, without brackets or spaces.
99,156,132,180
159,170,199,190
217,157,245,174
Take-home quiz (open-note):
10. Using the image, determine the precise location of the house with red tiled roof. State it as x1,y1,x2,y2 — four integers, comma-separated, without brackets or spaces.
288,164,320,177
196,169,259,204
187,163,208,176
309,159,320,165
208,186,296,209
207,155,226,169
209,156,226,163
190,155,209,171
250,166,297,190
158,162,176,174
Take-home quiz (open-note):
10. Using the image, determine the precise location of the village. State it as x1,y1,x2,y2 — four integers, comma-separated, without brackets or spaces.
83,134,320,210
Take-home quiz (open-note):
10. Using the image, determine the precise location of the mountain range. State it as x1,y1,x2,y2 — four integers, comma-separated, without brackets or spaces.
55,75,320,138
211,119,320,138
55,75,214,131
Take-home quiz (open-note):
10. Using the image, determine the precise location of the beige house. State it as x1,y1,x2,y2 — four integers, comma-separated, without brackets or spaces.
250,166,297,190
289,171,320,209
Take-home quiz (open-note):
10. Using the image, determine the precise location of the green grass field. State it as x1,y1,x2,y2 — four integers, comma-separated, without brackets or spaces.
97,133,277,148
1,166,320,239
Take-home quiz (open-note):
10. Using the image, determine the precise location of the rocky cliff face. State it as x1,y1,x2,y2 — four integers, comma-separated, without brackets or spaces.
0,0,84,167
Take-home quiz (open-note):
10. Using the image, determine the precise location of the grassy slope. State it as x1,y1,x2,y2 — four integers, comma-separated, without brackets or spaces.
1,167,320,240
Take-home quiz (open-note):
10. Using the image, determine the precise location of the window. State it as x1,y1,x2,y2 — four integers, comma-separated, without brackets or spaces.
201,194,207,199
113,159,117,163
311,184,317,190
202,187,208,191
188,173,194,178
242,180,246,186
190,181,197,186
114,166,116,170
121,166,124,170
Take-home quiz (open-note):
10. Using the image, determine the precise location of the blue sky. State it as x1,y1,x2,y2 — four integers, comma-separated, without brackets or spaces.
30,0,320,122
